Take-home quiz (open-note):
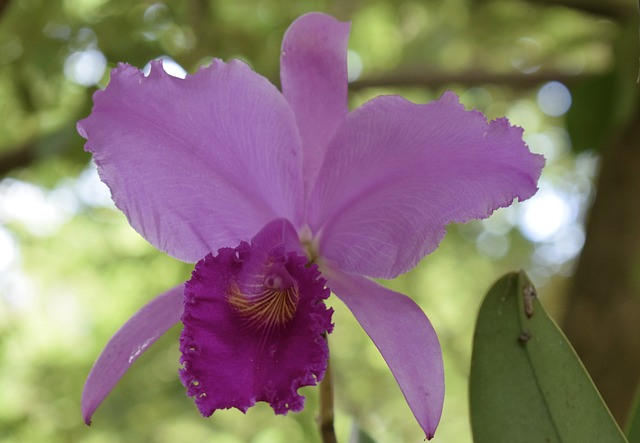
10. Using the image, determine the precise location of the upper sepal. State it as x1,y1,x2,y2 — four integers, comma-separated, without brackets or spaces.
280,12,350,195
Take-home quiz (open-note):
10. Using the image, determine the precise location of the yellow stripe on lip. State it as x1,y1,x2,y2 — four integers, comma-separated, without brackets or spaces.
228,272,299,330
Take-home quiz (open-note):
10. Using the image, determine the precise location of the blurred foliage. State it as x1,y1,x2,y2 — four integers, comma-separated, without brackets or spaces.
0,0,634,442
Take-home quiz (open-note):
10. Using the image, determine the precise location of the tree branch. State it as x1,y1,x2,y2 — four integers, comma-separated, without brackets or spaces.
523,0,635,20
562,105,640,423
0,142,37,178
349,69,595,91
0,0,12,18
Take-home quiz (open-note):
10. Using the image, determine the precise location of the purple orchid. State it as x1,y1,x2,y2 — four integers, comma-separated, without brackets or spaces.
78,12,543,439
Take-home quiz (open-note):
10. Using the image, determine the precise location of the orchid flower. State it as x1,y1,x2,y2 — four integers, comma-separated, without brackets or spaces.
78,12,544,439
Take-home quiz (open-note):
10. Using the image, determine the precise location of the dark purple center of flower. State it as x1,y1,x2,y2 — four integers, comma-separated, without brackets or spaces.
179,219,333,417
227,262,300,331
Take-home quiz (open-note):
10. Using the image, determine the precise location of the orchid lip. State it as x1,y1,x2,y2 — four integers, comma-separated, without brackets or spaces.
179,219,333,417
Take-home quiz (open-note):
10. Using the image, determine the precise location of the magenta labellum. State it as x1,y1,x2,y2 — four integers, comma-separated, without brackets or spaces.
179,220,333,416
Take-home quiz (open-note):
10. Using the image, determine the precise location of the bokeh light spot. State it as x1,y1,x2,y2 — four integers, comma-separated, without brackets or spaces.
518,189,572,242
64,48,107,86
143,56,188,79
347,50,363,82
537,81,572,117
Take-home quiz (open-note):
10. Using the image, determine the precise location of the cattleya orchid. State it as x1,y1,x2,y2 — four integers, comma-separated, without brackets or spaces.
78,12,543,440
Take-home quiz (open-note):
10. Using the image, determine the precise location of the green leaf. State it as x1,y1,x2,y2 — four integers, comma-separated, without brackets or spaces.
626,384,640,442
470,271,627,443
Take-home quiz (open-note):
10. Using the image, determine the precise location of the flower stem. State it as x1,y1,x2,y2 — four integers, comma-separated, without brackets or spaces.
319,355,337,443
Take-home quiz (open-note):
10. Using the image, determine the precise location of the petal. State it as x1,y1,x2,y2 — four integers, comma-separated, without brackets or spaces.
280,12,350,195
323,264,444,439
82,285,184,425
308,92,544,278
180,219,333,416
78,60,303,262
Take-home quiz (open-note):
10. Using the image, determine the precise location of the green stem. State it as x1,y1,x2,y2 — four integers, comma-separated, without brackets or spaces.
319,354,337,443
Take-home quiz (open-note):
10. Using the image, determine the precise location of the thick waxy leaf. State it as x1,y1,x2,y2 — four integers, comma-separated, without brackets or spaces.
626,386,640,442
470,271,627,443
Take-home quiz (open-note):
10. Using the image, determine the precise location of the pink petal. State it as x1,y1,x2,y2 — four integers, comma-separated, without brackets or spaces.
78,60,303,263
81,285,184,425
280,12,350,196
308,92,544,278
323,264,444,440
180,219,333,415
